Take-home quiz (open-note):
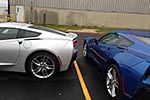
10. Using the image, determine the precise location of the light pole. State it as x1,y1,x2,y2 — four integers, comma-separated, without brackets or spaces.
7,0,10,22
8,0,10,14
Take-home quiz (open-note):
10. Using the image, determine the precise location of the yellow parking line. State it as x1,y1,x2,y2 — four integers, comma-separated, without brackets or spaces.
74,61,91,100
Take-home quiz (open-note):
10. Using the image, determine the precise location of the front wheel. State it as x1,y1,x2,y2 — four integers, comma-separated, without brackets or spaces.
26,52,59,79
105,64,123,100
83,43,88,58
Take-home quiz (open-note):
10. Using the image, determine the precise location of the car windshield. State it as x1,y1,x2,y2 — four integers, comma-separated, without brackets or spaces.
134,35,150,45
29,25,66,36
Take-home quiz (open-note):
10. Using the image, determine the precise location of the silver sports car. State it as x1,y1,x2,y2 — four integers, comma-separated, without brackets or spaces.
0,22,78,79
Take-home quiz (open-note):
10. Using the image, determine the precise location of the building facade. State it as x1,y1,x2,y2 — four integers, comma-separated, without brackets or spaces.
10,0,150,30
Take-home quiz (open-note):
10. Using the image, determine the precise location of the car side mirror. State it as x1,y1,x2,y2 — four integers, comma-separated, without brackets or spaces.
95,38,98,45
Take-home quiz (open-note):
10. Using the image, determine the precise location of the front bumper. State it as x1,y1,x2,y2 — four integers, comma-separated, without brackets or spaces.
132,79,150,100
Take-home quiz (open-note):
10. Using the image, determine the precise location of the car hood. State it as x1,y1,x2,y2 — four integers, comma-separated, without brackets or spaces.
113,47,150,68
128,47,150,61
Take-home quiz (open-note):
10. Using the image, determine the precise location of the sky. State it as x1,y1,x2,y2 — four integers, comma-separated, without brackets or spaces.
0,0,8,14
0,0,8,7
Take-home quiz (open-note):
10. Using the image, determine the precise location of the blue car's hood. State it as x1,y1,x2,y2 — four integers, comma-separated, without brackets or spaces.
113,47,150,68
128,47,150,61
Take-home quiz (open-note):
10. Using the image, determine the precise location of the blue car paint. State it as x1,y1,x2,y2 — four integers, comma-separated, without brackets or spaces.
84,30,150,100
115,30,150,37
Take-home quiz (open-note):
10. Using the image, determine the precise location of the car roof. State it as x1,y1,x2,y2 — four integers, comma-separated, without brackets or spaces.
113,30,150,37
0,22,33,29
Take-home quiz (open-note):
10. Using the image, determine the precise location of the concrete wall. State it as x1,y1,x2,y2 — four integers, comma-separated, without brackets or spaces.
10,6,150,30
10,0,150,14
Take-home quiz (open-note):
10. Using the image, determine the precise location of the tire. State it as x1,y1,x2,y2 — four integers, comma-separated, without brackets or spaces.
26,52,59,79
83,43,88,58
105,64,123,100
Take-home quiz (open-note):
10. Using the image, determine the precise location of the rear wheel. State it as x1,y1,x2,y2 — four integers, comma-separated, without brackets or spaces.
106,64,122,100
26,52,59,79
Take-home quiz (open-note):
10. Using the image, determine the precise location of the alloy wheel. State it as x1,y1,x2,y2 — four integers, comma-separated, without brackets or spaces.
106,66,119,97
30,55,55,79
83,43,87,57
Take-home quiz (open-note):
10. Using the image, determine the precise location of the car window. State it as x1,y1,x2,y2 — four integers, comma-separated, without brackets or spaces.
99,33,133,46
116,36,133,46
133,35,150,45
29,25,66,36
99,33,119,45
0,28,19,40
18,29,41,38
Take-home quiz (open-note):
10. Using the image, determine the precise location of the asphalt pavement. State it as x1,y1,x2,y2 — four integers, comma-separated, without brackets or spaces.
76,33,110,100
0,33,110,100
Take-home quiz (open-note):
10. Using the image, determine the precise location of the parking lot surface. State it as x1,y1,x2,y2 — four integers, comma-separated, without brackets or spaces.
0,33,110,100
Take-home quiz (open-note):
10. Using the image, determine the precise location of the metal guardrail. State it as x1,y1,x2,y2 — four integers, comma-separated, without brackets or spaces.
0,14,15,22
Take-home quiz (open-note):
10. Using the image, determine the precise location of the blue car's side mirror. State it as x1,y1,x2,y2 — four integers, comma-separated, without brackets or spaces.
95,38,98,45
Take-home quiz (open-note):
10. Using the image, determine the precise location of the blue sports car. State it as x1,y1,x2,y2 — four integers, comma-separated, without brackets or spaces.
83,30,150,100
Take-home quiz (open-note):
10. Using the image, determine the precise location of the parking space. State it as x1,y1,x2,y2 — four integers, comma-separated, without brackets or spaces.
76,33,110,100
0,33,110,100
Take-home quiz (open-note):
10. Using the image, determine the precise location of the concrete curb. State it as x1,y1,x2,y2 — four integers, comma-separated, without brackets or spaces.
65,29,104,34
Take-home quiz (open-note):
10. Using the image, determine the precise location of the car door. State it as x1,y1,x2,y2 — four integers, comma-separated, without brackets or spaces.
0,28,20,66
91,33,117,66
91,33,133,67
